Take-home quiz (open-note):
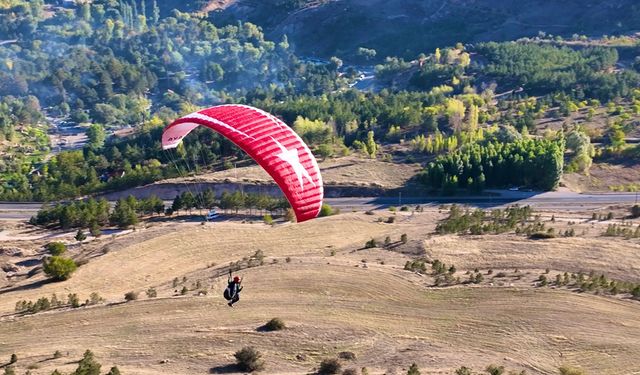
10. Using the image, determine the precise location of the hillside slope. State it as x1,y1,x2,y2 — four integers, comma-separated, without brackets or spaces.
2,210,640,373
210,0,640,59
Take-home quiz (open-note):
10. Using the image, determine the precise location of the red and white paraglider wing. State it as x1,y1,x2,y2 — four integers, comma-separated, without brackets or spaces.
162,105,323,222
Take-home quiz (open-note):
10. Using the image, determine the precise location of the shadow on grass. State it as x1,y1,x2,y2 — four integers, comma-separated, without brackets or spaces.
209,363,240,374
0,277,54,294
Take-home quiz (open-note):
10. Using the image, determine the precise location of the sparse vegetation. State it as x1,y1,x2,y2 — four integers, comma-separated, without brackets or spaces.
124,291,139,301
234,346,265,372
559,366,586,375
407,363,420,375
146,288,158,298
436,205,534,235
263,318,286,331
338,352,356,361
318,358,342,375
45,242,67,256
263,214,274,225
319,204,334,217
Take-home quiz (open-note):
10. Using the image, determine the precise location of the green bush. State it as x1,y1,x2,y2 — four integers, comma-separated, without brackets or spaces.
45,242,67,256
9,354,17,364
319,203,334,217
318,358,341,374
43,256,77,281
75,229,87,242
364,238,377,249
234,346,264,372
263,318,286,331
263,214,273,225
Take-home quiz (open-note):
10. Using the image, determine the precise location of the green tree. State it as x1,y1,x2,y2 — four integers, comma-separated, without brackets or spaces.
43,256,78,281
110,198,138,228
365,131,377,158
87,124,106,149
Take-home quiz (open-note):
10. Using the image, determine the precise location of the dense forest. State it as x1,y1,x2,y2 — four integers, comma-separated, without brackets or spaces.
1,0,639,202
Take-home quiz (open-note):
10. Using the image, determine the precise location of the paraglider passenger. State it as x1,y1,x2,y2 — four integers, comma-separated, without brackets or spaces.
224,275,243,307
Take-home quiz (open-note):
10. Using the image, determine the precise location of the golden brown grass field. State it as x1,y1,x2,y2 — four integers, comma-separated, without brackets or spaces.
1,206,640,374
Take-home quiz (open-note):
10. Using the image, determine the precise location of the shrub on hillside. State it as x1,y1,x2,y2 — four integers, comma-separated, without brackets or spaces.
485,364,505,375
43,256,77,281
319,203,334,217
124,291,138,301
338,352,356,360
318,358,341,374
263,214,273,225
263,318,286,331
75,229,87,242
407,363,420,375
234,346,264,372
45,242,67,256
364,238,377,249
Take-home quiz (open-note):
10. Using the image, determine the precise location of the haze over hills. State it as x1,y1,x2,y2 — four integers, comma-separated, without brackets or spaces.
209,0,640,60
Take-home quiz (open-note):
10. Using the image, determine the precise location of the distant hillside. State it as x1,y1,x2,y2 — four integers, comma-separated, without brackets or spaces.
209,0,640,60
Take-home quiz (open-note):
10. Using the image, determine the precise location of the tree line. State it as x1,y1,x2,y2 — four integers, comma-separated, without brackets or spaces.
419,138,564,193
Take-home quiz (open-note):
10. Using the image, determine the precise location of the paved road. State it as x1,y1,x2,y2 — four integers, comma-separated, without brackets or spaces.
1,191,637,221
326,191,639,211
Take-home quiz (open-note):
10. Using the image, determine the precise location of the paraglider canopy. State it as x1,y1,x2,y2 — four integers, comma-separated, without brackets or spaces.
162,104,323,222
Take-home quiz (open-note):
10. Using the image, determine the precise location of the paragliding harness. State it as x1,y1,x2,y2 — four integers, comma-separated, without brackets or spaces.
223,270,243,307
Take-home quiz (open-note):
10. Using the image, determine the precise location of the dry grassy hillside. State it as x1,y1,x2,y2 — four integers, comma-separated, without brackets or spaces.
1,209,640,374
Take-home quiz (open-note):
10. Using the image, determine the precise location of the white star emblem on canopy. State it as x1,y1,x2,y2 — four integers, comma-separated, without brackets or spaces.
273,138,315,191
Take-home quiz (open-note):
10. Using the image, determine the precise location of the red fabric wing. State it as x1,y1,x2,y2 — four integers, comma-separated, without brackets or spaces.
162,104,323,222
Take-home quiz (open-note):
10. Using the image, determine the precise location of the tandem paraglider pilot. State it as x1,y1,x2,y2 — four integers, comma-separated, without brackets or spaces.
224,273,243,307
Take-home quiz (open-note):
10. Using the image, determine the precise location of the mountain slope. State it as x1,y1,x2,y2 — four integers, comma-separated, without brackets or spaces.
210,0,640,60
